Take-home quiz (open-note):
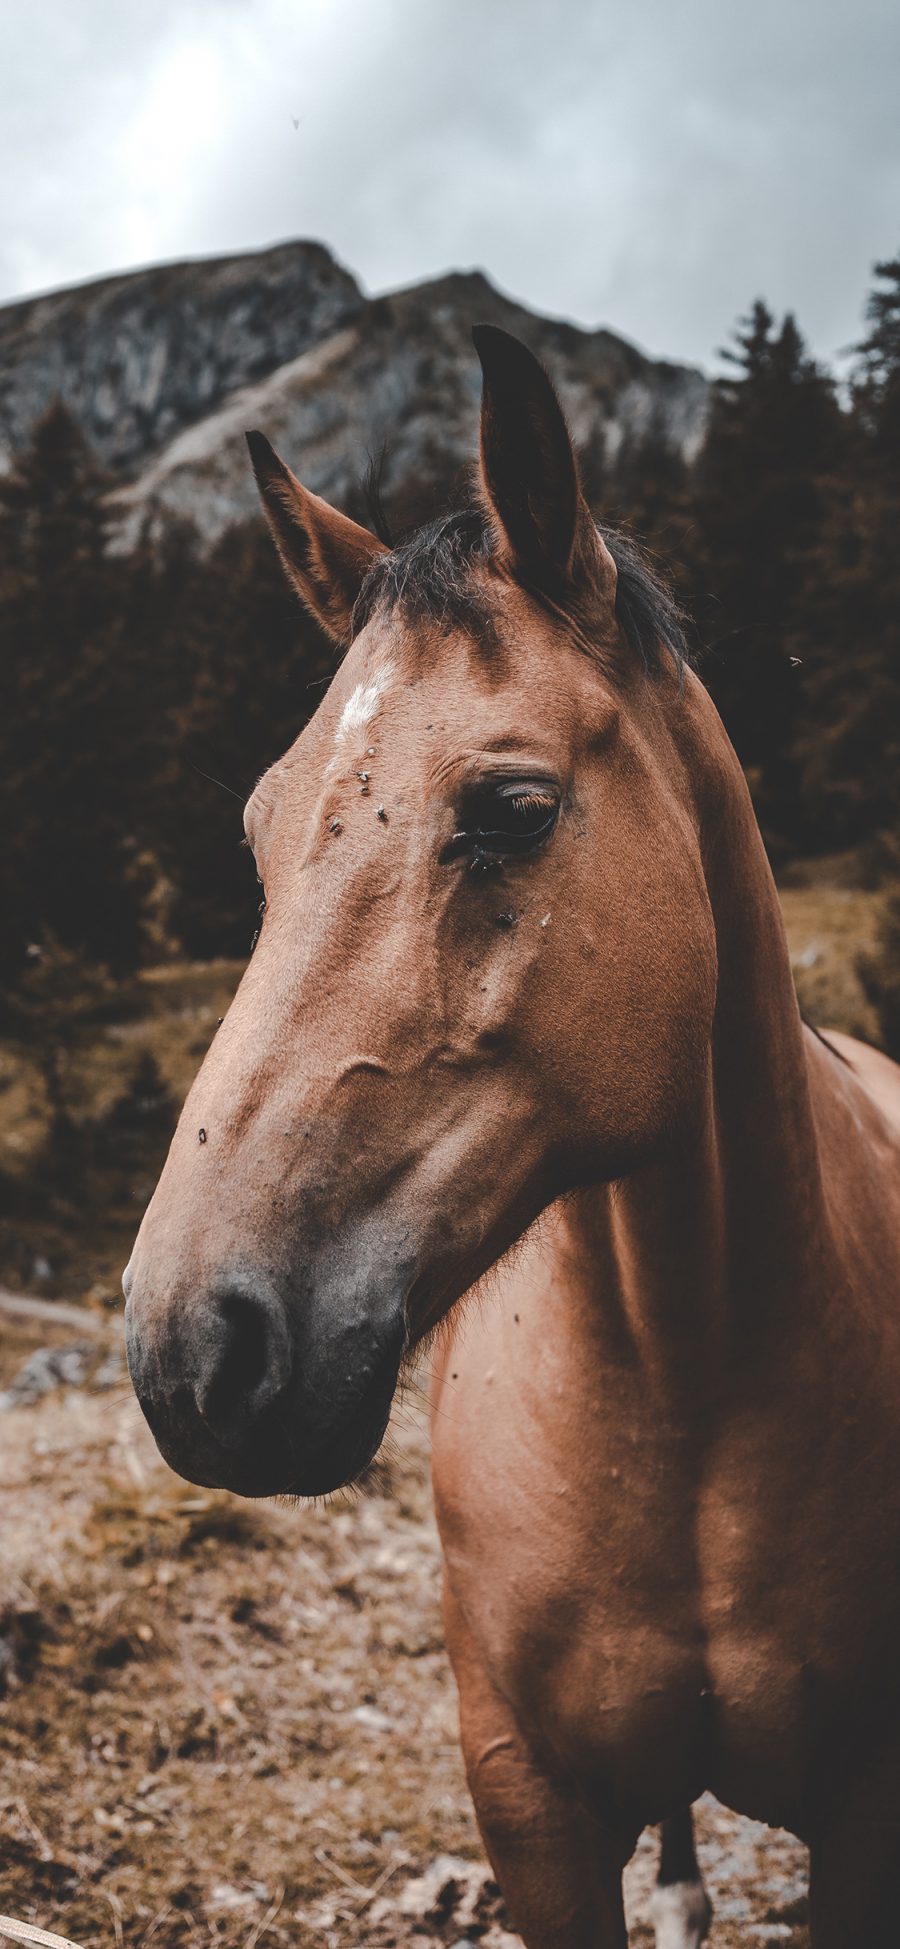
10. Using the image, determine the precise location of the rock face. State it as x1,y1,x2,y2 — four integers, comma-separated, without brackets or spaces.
111,268,709,549
0,243,709,545
0,240,363,474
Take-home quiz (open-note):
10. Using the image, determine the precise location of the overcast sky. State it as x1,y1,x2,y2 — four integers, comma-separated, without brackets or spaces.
2,0,898,369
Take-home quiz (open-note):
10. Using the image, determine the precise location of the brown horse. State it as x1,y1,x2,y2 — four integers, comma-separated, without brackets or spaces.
124,326,900,1947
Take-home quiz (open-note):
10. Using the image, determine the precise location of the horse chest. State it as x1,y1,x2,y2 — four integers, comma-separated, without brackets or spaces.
440,1459,816,1823
435,1388,708,1806
433,1334,860,1828
433,1246,900,1830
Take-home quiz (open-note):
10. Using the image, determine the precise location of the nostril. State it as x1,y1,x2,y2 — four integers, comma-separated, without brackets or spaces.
194,1282,291,1449
221,1292,269,1397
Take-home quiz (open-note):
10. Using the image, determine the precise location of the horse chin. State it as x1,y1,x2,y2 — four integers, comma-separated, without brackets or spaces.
136,1370,398,1502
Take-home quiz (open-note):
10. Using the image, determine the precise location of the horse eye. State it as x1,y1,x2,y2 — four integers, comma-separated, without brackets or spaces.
441,780,560,865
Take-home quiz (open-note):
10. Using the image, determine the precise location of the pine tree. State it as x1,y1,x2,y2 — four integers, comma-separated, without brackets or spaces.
0,405,153,978
610,414,695,568
691,302,845,853
855,251,900,451
792,254,900,849
155,519,335,958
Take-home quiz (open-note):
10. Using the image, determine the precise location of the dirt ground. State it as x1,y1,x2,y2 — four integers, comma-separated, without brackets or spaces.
0,1308,810,1949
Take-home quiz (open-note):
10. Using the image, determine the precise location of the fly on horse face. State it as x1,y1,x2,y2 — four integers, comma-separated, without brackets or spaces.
125,326,900,1948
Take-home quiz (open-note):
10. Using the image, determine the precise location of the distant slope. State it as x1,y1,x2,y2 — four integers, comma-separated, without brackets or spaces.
0,241,363,473
110,267,709,548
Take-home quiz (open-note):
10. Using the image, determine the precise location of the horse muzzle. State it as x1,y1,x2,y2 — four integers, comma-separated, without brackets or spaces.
124,1264,407,1498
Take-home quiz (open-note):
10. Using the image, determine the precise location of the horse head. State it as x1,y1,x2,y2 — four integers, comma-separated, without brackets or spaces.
125,326,717,1496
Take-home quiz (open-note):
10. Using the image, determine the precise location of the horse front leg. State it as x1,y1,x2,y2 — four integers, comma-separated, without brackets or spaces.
650,1810,712,1947
445,1586,633,1949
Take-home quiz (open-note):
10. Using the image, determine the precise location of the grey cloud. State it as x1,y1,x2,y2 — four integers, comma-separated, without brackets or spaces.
2,0,898,367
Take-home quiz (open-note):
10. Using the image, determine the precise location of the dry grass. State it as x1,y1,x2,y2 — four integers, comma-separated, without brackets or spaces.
0,962,242,1300
0,961,241,1186
778,854,887,1042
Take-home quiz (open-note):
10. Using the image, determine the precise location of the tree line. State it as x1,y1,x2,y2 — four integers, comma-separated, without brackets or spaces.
0,252,897,1001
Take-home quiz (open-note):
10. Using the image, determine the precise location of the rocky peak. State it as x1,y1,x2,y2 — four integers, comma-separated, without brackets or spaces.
0,239,363,474
110,264,709,550
0,242,709,548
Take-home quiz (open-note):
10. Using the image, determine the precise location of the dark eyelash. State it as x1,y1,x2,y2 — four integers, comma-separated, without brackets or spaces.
505,790,557,816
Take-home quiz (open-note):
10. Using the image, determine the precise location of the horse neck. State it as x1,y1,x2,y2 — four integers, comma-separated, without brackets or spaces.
564,704,830,1404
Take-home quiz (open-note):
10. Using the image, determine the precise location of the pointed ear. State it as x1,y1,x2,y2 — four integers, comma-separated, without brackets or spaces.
246,431,386,642
472,324,615,598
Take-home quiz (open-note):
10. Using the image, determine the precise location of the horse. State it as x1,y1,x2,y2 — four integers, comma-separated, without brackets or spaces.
124,324,900,1947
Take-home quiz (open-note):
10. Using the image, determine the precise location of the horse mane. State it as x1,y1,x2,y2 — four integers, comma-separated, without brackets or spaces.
803,1017,854,1067
352,484,688,678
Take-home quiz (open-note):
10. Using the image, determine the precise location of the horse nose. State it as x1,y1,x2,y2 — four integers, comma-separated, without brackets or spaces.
192,1279,293,1450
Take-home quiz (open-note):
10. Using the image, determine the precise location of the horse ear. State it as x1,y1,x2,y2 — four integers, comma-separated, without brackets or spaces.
472,324,615,597
245,431,386,642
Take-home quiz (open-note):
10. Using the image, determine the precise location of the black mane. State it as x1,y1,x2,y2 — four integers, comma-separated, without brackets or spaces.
602,527,689,677
352,501,688,678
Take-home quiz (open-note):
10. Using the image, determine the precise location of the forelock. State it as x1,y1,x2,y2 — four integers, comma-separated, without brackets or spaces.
351,506,687,678
352,509,496,644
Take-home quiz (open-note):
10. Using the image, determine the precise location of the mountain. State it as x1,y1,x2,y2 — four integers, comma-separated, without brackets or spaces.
111,269,709,549
0,244,709,547
0,241,363,474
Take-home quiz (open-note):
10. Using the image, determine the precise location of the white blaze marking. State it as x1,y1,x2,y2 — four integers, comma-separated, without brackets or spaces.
335,666,393,747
